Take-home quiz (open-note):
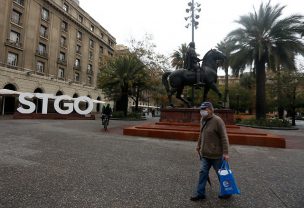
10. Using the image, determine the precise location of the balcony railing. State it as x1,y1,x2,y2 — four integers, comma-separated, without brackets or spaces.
14,0,24,6
61,27,68,33
57,58,67,65
60,43,67,48
87,69,93,75
6,39,23,49
40,32,48,39
73,65,81,70
36,49,48,58
11,17,22,26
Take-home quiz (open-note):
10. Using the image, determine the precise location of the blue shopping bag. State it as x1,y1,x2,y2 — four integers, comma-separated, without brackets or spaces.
218,160,240,196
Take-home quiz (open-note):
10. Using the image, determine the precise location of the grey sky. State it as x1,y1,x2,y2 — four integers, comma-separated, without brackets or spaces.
80,0,303,58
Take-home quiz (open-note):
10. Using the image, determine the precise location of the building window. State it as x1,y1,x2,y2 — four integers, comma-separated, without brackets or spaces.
9,30,20,43
59,52,65,61
37,43,47,56
61,21,68,32
58,68,64,79
7,52,18,66
99,31,104,38
99,46,104,55
75,58,80,67
89,51,93,60
78,15,83,23
90,25,94,32
74,72,80,82
87,76,92,85
89,39,94,48
77,31,82,40
76,44,81,54
41,8,49,21
40,25,47,38
11,10,21,25
38,43,46,52
87,64,92,74
14,0,24,6
60,36,66,47
36,61,44,73
63,3,68,12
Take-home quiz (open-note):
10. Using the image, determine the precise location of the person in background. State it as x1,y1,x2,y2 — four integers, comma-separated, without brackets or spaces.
101,104,112,124
190,101,230,201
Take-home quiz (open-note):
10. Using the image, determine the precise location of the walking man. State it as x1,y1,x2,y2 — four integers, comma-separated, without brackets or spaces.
190,101,231,201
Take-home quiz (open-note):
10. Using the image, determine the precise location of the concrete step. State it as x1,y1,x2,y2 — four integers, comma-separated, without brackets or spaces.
123,122,286,148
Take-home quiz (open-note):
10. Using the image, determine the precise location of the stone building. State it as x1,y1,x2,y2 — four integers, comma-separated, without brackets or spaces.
0,0,116,115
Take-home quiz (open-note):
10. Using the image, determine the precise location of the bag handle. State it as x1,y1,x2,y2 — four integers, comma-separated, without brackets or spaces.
220,159,230,171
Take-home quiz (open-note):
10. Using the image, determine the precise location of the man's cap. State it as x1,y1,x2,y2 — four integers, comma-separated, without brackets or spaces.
200,101,213,109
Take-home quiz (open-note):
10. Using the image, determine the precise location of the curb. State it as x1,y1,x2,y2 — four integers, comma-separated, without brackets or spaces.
236,124,299,130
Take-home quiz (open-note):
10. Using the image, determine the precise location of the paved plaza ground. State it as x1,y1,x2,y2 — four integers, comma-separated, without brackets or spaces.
0,117,303,208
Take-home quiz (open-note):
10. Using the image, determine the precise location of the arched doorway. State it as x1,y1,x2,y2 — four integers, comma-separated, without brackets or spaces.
96,96,101,112
2,84,17,115
54,91,64,113
72,93,79,113
86,95,91,110
72,93,79,98
34,88,44,113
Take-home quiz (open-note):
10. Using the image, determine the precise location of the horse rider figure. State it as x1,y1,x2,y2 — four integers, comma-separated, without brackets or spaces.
184,42,204,87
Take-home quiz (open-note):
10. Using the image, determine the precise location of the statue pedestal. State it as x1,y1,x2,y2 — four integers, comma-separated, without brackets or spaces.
123,107,286,148
160,108,235,125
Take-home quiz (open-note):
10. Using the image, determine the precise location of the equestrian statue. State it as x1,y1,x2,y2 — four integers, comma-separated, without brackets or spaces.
162,43,226,107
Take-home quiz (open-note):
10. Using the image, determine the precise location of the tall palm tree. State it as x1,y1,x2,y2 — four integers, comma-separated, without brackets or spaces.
171,43,187,69
216,38,236,108
98,53,146,115
227,1,304,119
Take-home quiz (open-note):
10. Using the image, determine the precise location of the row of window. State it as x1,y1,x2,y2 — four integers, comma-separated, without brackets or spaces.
12,0,114,47
8,33,97,60
10,3,108,58
7,52,93,85
60,1,105,40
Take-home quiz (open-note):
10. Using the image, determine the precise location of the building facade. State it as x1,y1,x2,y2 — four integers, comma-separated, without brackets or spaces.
0,0,116,115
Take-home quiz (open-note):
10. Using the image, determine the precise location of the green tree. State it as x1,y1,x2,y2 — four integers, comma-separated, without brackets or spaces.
171,43,187,69
216,38,236,108
227,1,304,119
98,53,146,116
128,34,169,110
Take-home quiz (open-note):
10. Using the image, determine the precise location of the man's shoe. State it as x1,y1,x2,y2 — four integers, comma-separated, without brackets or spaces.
190,195,206,201
218,195,232,199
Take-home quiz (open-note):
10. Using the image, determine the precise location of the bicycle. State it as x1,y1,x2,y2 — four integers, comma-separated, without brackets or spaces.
102,114,110,131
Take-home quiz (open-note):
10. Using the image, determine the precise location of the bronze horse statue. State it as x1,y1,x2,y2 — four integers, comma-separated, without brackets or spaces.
162,49,226,107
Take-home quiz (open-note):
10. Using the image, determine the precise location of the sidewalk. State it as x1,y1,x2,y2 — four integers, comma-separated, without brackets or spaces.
0,118,303,208
252,120,304,149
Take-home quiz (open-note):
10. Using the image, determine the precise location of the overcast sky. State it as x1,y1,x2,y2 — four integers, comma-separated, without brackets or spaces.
80,0,303,59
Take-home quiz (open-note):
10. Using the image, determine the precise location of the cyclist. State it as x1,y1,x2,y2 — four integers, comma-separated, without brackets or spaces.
101,104,112,125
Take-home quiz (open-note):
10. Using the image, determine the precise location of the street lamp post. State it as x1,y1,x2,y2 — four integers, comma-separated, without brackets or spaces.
185,0,201,43
185,0,201,106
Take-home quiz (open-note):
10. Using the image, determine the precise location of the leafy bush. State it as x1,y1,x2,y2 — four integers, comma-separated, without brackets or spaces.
111,111,143,120
127,112,142,119
237,118,292,127
111,111,125,118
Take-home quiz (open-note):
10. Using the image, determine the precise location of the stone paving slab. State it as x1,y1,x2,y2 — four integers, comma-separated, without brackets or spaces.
0,119,303,208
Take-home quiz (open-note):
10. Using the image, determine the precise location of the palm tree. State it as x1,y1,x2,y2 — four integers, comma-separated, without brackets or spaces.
171,43,187,69
227,1,304,119
98,53,146,116
216,38,235,108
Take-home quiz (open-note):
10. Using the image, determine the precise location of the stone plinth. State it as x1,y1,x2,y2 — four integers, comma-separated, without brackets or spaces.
123,108,286,148
160,108,234,125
